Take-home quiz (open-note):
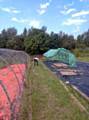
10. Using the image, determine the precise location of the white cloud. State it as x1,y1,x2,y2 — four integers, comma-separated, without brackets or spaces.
40,2,50,9
60,2,76,16
63,18,87,26
11,17,40,28
37,9,46,15
29,20,40,28
37,0,52,15
12,10,20,14
11,17,19,22
64,5,68,10
72,10,89,17
0,7,21,14
63,2,74,10
67,9,76,14
60,8,76,15
11,17,28,23
1,8,10,12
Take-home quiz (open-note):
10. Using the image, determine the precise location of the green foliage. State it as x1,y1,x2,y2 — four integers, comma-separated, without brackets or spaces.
77,29,89,48
24,28,51,54
73,49,81,57
73,48,89,57
0,26,89,55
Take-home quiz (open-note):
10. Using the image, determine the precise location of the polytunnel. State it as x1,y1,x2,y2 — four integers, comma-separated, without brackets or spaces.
43,48,76,67
0,48,30,120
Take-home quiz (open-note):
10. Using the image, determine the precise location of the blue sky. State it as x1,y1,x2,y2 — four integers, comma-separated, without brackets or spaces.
0,0,89,37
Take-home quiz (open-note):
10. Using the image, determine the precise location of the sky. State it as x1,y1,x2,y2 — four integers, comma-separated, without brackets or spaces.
0,0,89,37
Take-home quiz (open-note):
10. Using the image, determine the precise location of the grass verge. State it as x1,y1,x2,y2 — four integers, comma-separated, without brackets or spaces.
18,62,32,120
31,62,89,120
78,57,89,62
68,85,89,112
18,59,89,120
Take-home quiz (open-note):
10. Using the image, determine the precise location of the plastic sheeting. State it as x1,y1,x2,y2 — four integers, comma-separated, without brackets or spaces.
43,48,76,67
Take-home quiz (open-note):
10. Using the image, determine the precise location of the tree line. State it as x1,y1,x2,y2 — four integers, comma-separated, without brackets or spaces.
0,26,89,54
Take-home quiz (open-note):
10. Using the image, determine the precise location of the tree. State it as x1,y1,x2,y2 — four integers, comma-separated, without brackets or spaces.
50,32,59,48
6,27,17,48
77,29,89,48
24,28,50,54
0,29,8,47
7,27,17,38
22,28,27,38
41,26,47,32
0,26,89,54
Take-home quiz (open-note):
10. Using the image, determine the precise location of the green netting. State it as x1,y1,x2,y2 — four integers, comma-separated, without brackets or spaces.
43,48,76,67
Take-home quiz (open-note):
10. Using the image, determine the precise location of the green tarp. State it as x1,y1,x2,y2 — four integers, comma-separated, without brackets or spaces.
43,48,76,67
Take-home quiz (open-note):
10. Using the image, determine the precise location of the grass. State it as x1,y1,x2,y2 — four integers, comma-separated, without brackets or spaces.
18,62,32,120
31,62,89,120
78,56,89,62
68,85,89,112
18,60,89,120
73,48,89,62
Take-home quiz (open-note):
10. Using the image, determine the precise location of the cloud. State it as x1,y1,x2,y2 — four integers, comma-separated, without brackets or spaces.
11,17,40,28
63,2,74,10
37,0,52,15
0,7,21,14
63,18,87,26
11,17,28,23
37,9,46,15
11,17,19,22
40,2,50,9
72,10,89,17
60,8,76,15
60,2,76,16
67,9,76,14
29,20,40,28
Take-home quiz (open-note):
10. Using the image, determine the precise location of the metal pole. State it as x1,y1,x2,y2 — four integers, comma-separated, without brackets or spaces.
0,56,21,94
0,80,11,105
